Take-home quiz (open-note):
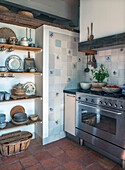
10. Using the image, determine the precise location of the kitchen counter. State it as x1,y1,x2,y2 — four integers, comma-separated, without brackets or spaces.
63,89,82,95
63,89,125,100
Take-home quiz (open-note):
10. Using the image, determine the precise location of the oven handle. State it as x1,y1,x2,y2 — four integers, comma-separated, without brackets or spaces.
79,103,122,115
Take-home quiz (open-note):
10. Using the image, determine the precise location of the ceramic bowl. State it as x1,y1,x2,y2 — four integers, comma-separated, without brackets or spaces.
0,66,7,72
20,41,28,46
0,122,6,129
102,87,121,93
0,38,6,44
80,82,91,90
0,114,5,123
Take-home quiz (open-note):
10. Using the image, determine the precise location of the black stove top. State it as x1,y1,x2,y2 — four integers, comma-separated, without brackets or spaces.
79,90,125,99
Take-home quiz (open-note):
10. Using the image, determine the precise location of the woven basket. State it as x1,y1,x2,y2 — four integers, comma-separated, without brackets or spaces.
0,130,32,156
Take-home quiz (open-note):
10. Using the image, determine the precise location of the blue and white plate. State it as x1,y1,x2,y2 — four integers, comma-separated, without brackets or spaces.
10,69,24,73
5,55,22,71
24,82,36,96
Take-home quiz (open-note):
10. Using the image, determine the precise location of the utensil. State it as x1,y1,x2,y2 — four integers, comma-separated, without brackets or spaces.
91,54,97,68
88,55,91,65
87,27,89,41
24,82,36,96
84,54,90,72
0,27,17,42
90,22,94,40
80,82,91,90
0,66,7,72
5,92,10,100
29,29,32,42
102,87,121,93
8,37,18,45
29,114,38,121
10,105,25,119
0,38,6,44
24,52,35,71
0,114,5,123
5,55,22,71
18,11,34,18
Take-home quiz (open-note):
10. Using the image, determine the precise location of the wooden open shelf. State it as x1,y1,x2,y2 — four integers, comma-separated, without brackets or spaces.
0,72,42,75
0,119,42,132
0,96,42,103
0,11,79,32
0,43,42,51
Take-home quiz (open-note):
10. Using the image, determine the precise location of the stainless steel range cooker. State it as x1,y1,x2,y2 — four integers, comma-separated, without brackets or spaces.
76,91,125,168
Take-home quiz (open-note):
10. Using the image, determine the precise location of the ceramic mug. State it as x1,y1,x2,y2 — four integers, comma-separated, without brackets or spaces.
0,92,4,101
30,68,37,72
5,92,10,101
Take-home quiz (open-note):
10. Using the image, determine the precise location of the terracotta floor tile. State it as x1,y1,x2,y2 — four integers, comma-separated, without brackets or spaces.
76,154,95,167
66,148,84,159
55,138,71,146
44,142,57,149
34,150,52,161
30,139,40,146
53,166,65,170
20,155,38,168
55,152,72,164
98,157,116,169
17,150,31,159
86,162,107,170
76,145,92,153
112,164,123,170
29,145,44,155
4,161,22,170
40,157,59,169
0,166,4,170
1,155,17,165
25,163,44,170
64,160,85,170
47,146,64,156
88,151,103,160
58,142,75,151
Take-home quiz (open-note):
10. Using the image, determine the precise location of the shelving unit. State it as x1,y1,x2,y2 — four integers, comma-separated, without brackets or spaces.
0,43,42,51
0,96,42,103
0,72,42,75
0,119,42,132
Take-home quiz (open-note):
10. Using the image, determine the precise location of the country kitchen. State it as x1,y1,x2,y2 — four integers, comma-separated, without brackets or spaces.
0,0,124,169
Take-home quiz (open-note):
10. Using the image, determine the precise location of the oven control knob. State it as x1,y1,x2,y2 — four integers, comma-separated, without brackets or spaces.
120,105,123,109
85,98,88,101
114,104,117,108
109,103,112,106
104,102,107,105
78,97,81,100
91,99,94,103
99,101,102,104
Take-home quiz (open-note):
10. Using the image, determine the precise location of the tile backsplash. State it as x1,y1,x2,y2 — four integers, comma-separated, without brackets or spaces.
47,31,83,143
82,48,125,87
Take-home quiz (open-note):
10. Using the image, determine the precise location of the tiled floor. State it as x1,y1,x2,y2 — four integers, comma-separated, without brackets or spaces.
0,137,123,170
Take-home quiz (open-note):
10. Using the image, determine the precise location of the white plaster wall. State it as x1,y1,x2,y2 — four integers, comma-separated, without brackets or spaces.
80,0,125,42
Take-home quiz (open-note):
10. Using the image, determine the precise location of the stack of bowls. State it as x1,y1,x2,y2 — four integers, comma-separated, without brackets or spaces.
0,113,6,129
13,113,27,122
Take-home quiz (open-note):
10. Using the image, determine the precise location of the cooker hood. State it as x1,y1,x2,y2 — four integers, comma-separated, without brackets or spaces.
79,32,125,52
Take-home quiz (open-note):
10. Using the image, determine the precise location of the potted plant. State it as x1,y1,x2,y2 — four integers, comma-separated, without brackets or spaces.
91,64,109,88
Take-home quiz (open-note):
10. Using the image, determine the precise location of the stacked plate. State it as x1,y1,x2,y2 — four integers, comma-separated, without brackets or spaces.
0,113,6,129
13,113,27,122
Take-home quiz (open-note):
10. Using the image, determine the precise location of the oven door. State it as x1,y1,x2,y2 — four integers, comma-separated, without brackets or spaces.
76,101,125,148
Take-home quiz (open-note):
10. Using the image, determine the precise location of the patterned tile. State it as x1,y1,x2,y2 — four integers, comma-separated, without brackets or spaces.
55,40,61,47
105,55,111,62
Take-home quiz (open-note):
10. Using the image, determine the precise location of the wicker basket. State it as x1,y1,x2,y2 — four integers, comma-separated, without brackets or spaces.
0,130,32,156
